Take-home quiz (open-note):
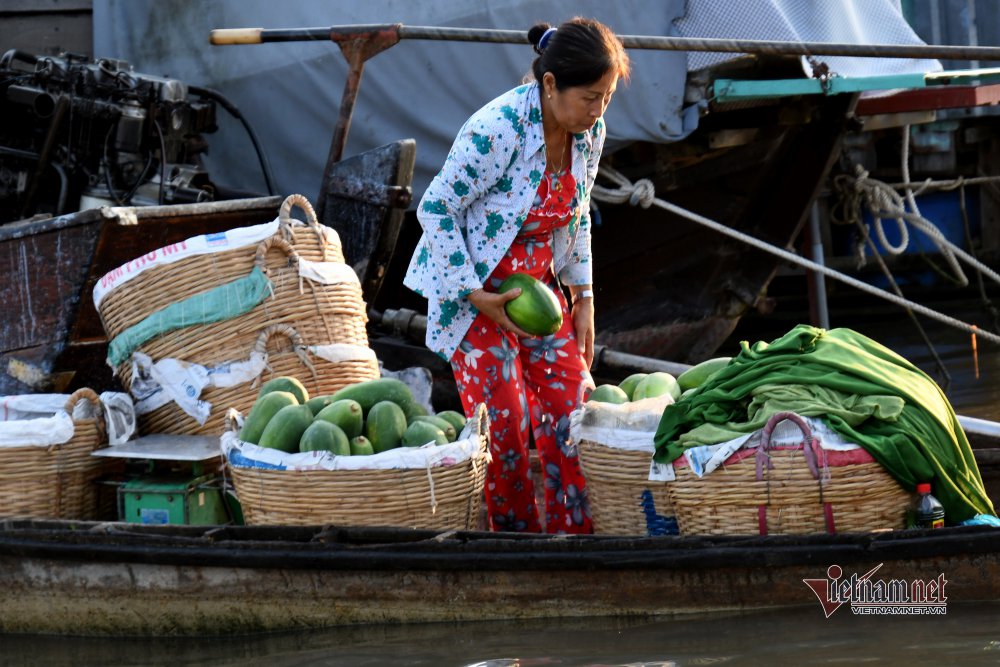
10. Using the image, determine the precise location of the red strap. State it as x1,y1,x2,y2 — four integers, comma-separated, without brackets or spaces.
824,503,836,534
758,505,768,535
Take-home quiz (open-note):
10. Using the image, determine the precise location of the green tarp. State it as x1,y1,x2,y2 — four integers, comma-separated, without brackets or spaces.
106,267,272,367
653,324,994,523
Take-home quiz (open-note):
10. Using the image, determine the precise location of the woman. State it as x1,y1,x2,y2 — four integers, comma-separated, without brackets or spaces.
404,17,630,533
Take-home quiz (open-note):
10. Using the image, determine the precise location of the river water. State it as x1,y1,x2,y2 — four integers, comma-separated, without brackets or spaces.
3,602,1000,665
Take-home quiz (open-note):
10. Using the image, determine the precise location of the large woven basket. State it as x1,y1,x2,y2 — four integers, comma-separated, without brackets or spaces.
0,389,112,520
573,396,675,536
667,412,912,536
96,194,373,436
228,405,490,529
578,440,674,536
137,323,380,435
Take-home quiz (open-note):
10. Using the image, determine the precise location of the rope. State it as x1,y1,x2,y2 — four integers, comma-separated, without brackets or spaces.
591,166,1000,346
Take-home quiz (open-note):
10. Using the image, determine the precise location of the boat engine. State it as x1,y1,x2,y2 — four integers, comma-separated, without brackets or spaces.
0,50,219,223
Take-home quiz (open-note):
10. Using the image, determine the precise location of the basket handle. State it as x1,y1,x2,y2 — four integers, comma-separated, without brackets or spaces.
252,323,316,383
278,193,330,261
253,235,300,273
471,403,491,455
64,387,101,414
757,411,834,535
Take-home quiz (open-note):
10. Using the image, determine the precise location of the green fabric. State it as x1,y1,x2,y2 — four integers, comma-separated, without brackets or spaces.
653,324,994,523
107,266,272,367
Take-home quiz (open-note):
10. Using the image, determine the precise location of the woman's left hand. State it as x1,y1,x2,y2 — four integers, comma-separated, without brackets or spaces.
572,297,595,369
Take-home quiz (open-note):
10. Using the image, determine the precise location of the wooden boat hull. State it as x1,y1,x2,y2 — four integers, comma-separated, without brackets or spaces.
1,520,997,635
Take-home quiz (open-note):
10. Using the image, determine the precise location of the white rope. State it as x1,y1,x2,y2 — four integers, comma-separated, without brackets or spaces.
592,166,1000,346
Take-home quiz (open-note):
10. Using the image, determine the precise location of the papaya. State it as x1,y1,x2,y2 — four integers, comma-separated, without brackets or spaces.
305,394,335,416
239,390,298,444
365,400,407,453
411,415,457,442
328,378,422,420
257,376,309,404
349,435,375,456
677,357,732,391
498,272,563,336
299,420,350,456
618,373,648,401
257,403,314,453
315,399,364,439
402,421,448,447
436,410,467,435
632,372,681,401
588,384,629,404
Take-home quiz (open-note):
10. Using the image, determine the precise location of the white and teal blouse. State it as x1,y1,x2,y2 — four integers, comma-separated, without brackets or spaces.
404,82,605,360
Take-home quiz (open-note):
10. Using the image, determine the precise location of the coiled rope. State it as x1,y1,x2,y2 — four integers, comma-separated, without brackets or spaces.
591,165,1000,346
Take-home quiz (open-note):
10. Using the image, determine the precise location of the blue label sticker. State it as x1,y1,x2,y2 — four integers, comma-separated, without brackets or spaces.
140,508,170,525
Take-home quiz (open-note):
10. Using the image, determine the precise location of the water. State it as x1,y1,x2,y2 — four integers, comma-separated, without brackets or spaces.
3,603,1000,665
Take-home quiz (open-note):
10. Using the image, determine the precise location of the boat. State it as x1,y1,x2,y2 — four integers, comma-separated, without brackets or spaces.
0,139,415,396
0,518,997,635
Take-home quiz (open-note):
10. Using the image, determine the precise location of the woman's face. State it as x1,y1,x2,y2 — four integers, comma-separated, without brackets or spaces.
546,69,619,134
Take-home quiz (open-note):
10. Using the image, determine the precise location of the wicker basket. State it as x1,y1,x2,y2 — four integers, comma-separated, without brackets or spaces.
137,323,380,435
573,396,675,536
228,405,490,529
667,411,912,536
0,388,111,520
96,194,373,436
578,440,674,536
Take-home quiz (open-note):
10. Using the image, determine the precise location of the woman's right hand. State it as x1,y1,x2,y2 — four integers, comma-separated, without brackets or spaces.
468,288,531,338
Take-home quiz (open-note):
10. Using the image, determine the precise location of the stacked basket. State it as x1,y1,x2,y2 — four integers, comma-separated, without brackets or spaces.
95,194,380,436
573,395,676,536
0,388,114,520
667,412,912,535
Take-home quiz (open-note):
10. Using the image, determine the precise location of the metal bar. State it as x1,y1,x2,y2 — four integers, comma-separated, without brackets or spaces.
211,23,1000,61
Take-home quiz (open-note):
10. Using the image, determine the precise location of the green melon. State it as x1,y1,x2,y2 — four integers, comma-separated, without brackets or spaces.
315,399,364,439
436,410,468,435
365,400,407,453
632,372,681,401
618,373,648,400
257,404,314,453
349,435,375,456
498,272,563,336
588,384,629,404
402,421,448,447
239,390,298,444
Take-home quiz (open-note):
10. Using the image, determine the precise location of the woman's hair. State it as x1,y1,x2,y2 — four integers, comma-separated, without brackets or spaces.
528,17,630,89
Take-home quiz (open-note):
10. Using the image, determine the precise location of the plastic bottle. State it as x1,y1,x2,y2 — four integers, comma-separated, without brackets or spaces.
915,482,945,529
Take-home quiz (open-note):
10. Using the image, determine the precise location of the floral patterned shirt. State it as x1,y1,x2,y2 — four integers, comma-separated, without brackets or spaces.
404,82,605,360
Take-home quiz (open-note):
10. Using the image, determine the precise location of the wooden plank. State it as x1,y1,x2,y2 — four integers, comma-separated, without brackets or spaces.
857,83,1000,115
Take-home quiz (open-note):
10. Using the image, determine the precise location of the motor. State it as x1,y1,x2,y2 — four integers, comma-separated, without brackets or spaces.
0,49,219,222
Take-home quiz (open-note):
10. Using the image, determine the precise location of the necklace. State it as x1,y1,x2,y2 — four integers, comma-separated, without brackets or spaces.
547,131,568,190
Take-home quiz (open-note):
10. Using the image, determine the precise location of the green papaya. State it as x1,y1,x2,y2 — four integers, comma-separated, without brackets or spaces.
257,376,309,404
328,378,422,419
257,403,314,453
305,394,335,416
411,415,457,442
299,420,350,456
315,399,364,439
365,400,407,453
677,357,733,391
436,410,467,435
239,390,298,444
349,435,375,456
402,421,448,447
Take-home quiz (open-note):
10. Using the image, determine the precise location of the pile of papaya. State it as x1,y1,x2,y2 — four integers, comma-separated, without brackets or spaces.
238,376,468,456
587,357,732,405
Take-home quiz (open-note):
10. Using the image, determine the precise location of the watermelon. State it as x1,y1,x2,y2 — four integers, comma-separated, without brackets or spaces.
498,273,563,336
